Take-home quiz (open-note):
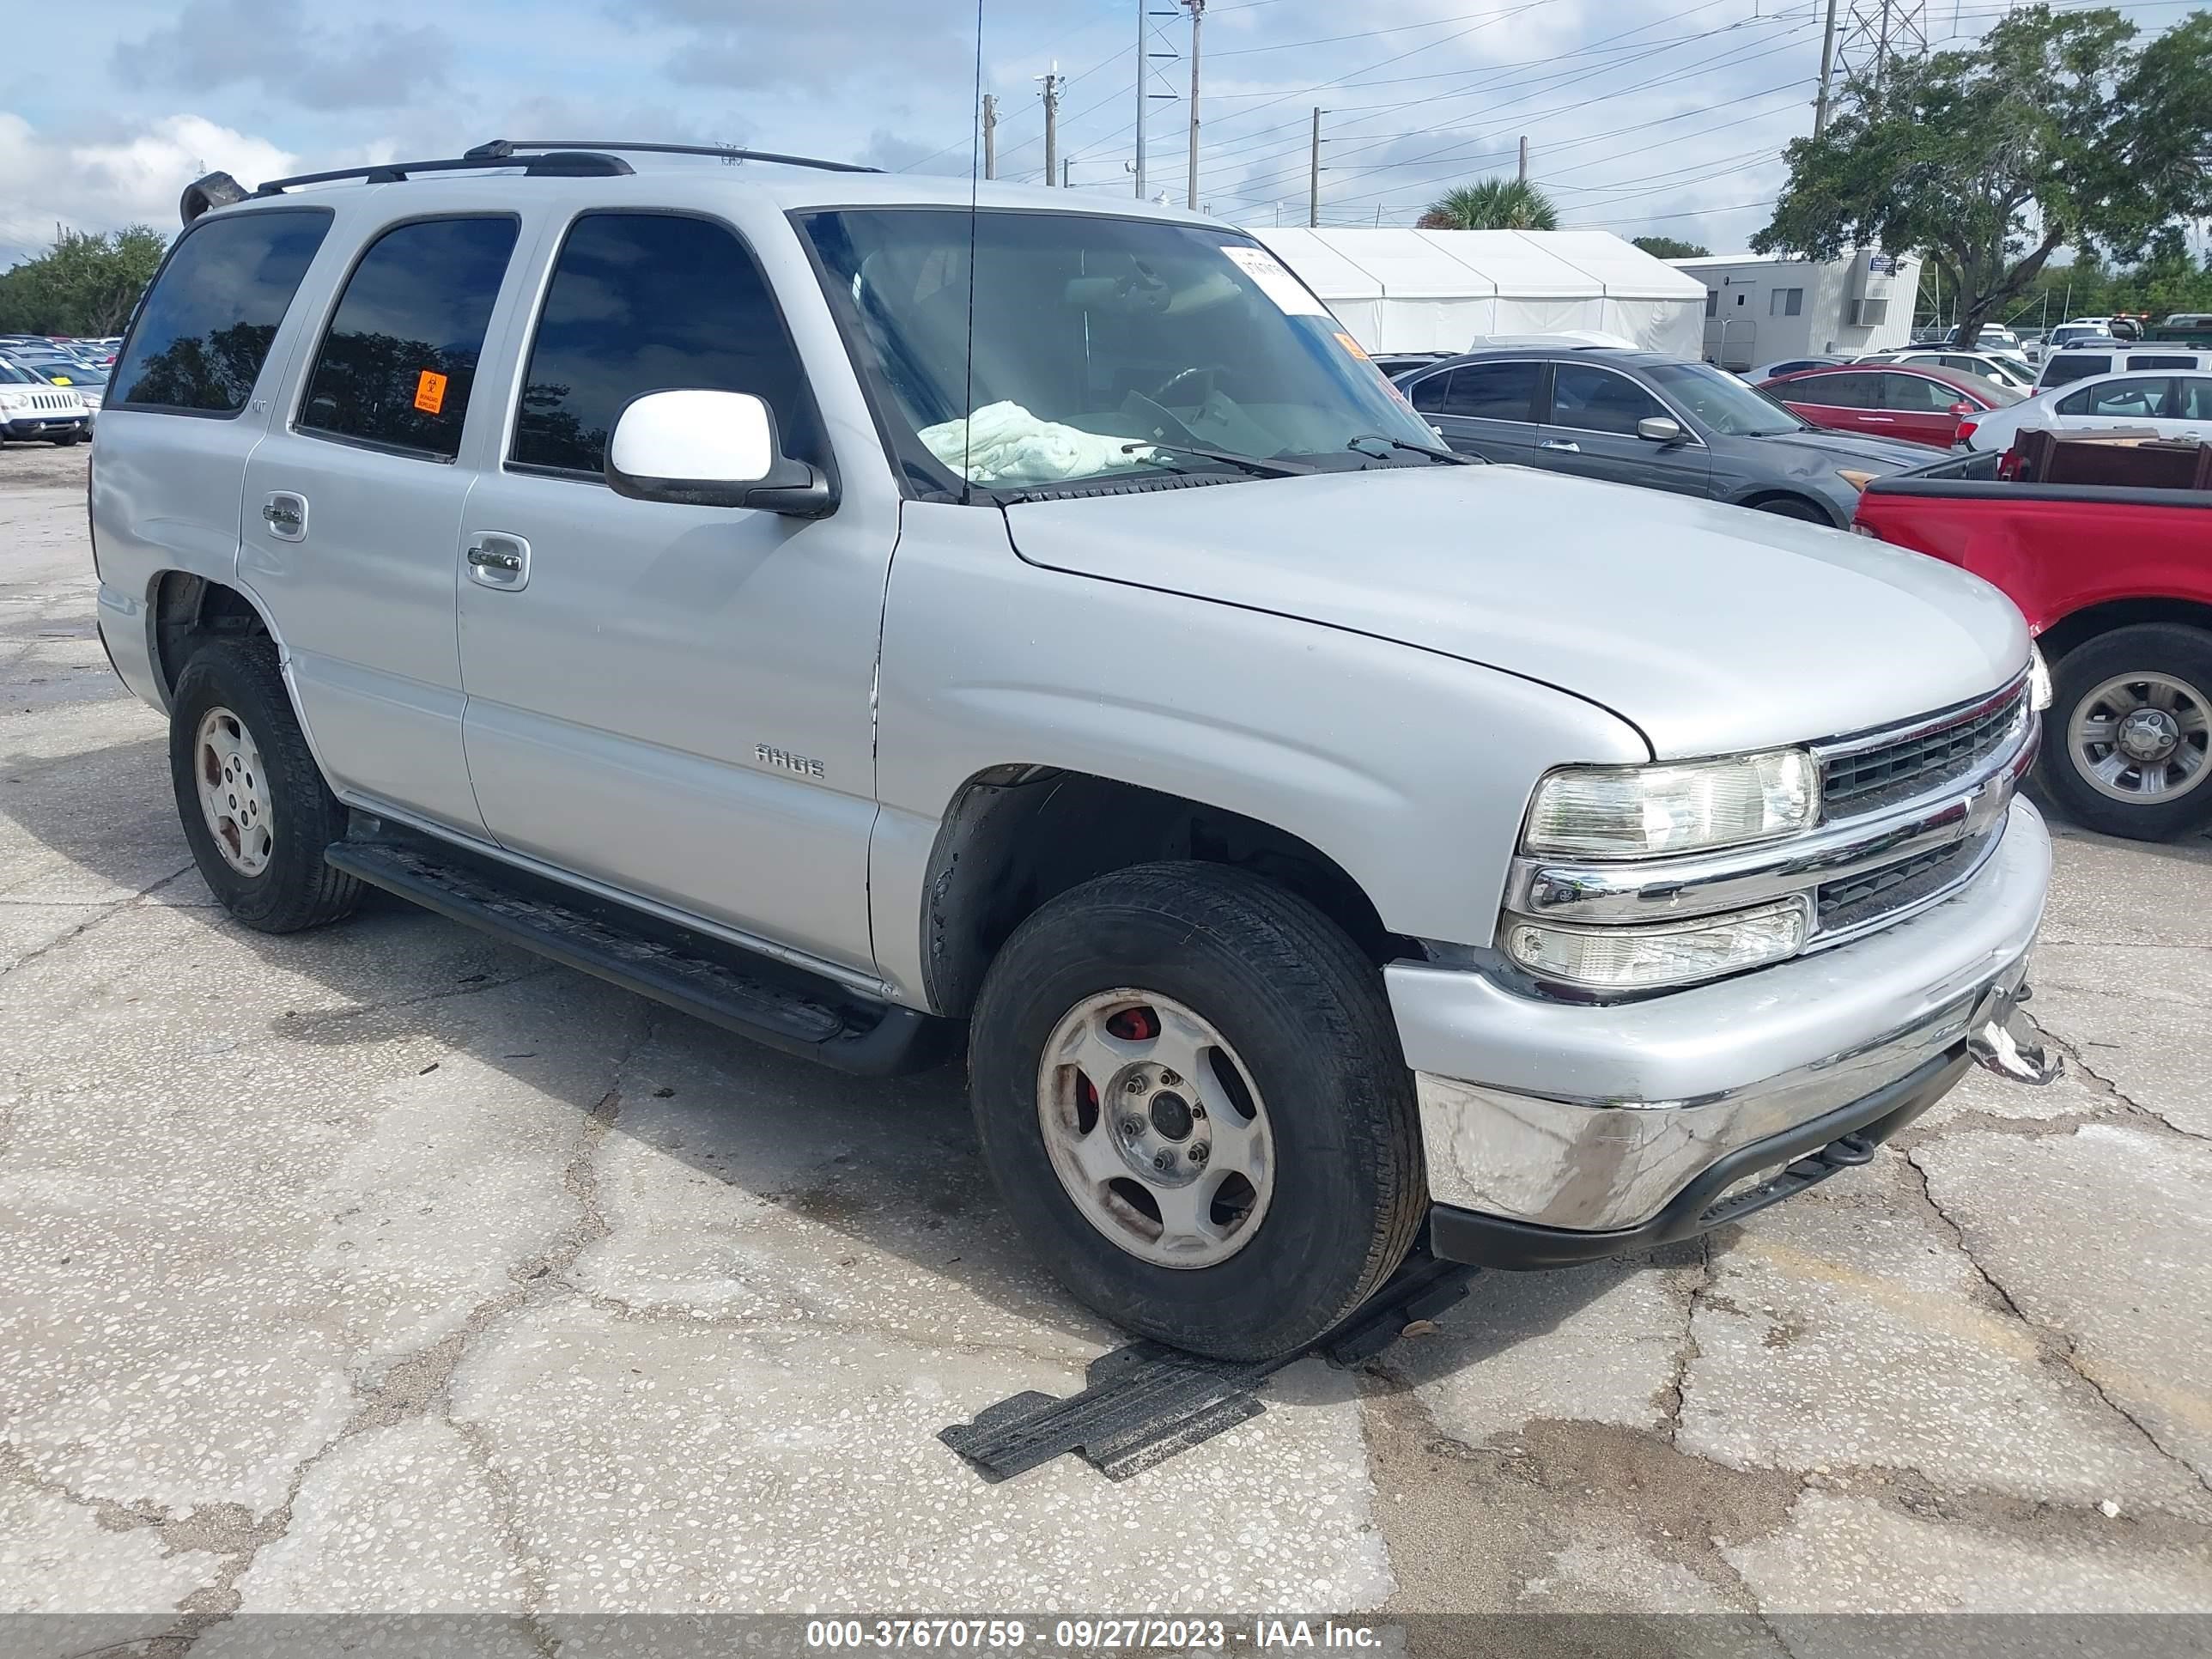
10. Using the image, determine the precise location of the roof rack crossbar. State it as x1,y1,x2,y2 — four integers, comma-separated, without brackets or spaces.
252,151,635,197
469,139,882,175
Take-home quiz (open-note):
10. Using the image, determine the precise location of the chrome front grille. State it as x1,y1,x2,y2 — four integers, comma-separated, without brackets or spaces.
1816,828,1995,935
1821,684,2030,819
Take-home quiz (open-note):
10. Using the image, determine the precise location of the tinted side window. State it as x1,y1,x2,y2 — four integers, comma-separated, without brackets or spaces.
512,212,818,476
2040,354,2113,388
297,216,519,460
2177,377,2212,421
1783,373,1865,408
1549,363,1666,434
2127,355,2199,371
2056,378,2172,419
1407,370,1455,415
112,210,331,414
1884,374,1960,411
1442,361,1540,421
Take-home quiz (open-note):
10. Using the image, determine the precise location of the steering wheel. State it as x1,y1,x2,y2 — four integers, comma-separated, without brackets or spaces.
1149,364,1230,405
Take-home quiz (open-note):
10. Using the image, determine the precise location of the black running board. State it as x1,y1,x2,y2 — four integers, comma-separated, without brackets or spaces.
325,839,952,1077
939,1251,1480,1482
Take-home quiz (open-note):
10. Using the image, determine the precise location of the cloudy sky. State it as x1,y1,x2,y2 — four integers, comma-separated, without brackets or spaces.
2,0,2204,267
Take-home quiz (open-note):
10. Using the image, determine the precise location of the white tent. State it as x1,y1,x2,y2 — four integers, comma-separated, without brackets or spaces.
1246,228,1707,358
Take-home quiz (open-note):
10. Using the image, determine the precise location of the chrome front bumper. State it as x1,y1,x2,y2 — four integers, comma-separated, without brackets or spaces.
1392,797,2053,1242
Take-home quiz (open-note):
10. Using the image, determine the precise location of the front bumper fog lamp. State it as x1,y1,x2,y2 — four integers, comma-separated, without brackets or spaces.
1504,897,1813,992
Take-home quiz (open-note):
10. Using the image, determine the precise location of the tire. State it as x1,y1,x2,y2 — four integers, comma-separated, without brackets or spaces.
1750,495,1833,525
969,861,1425,1360
168,638,362,932
2040,623,2212,841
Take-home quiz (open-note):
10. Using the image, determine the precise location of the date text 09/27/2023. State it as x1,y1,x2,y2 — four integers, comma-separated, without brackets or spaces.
802,1618,1386,1650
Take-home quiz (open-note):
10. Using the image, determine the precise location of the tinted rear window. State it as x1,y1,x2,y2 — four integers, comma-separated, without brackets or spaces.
297,216,519,461
111,209,331,414
2039,354,2114,388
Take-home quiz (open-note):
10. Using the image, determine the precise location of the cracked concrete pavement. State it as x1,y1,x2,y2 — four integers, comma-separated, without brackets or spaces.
3,450,2209,1640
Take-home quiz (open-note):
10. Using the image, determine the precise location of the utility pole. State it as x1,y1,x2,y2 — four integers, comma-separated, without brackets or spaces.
1134,3,1178,200
1134,0,1148,198
1837,0,1929,104
981,94,998,180
1308,107,1324,228
1517,135,1528,183
1814,0,1840,135
1182,0,1205,210
1038,66,1061,186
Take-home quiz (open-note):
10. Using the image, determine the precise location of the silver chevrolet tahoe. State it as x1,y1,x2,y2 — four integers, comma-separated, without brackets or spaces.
90,143,2057,1362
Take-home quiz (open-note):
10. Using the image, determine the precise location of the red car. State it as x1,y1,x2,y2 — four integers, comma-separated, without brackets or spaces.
1856,449,2212,840
1759,362,2021,450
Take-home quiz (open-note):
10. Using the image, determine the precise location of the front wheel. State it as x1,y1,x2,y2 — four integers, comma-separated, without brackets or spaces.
2040,623,2212,841
169,639,362,932
1751,495,1832,525
968,862,1425,1360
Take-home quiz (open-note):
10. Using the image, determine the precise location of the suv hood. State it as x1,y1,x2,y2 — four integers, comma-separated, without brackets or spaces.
1005,465,2027,758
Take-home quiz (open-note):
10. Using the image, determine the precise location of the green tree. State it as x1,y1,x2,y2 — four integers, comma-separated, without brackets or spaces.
0,226,169,336
1418,178,1561,231
1631,235,1710,260
1753,3,2212,346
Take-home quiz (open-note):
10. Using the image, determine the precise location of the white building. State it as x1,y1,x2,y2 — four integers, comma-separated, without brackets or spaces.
1671,249,1923,369
1249,228,1708,358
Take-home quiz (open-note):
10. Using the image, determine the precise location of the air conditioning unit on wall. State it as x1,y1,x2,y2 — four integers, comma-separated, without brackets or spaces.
1845,248,1898,330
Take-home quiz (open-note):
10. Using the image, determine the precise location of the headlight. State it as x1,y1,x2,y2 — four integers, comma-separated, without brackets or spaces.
2028,641,2052,712
0,392,26,410
1504,898,1812,991
1524,750,1819,860
1836,468,1877,491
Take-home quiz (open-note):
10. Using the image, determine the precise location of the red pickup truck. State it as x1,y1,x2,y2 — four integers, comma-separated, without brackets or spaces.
1856,450,2212,839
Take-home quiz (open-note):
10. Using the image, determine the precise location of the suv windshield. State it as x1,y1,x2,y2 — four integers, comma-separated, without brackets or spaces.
799,207,1439,494
1644,361,1803,437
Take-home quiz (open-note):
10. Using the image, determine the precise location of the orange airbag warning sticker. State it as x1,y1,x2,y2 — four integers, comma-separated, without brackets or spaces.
413,370,447,415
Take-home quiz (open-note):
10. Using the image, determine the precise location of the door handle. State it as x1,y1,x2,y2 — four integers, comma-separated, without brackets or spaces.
260,492,307,542
464,532,532,591
1538,439,1581,453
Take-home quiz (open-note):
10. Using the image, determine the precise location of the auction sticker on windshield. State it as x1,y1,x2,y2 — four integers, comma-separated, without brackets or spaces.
1222,245,1329,317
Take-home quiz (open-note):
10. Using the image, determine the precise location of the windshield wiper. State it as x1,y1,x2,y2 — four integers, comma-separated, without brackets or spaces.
1347,432,1476,465
1125,441,1316,479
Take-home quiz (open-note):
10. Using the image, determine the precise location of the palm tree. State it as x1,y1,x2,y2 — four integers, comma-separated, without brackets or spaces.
1418,178,1560,232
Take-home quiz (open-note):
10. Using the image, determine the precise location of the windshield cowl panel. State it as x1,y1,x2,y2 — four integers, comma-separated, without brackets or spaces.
798,206,1439,500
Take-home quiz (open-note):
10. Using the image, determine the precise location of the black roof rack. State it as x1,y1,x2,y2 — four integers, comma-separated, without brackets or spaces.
465,139,882,175
252,149,634,198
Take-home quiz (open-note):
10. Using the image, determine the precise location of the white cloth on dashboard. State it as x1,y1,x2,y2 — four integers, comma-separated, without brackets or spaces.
919,401,1153,484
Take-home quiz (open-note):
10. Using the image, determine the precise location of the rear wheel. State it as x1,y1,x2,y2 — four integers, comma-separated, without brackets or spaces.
969,862,1425,1360
2041,624,2212,840
169,639,362,932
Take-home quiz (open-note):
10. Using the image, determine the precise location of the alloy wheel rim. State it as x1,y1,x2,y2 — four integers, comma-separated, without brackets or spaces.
194,706,275,875
2068,672,2212,805
1036,989,1275,1270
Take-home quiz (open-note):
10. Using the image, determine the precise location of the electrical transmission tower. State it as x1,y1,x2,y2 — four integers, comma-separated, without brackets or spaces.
1835,0,1929,95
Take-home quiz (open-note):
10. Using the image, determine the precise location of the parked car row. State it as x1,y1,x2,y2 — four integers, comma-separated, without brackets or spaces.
0,334,114,444
1397,348,1929,526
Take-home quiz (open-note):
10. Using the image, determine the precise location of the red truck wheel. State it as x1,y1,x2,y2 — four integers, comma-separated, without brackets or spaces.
2043,624,2212,841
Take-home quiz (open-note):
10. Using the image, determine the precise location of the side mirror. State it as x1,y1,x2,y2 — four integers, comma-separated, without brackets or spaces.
1949,402,1974,417
605,390,834,518
1637,416,1685,445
